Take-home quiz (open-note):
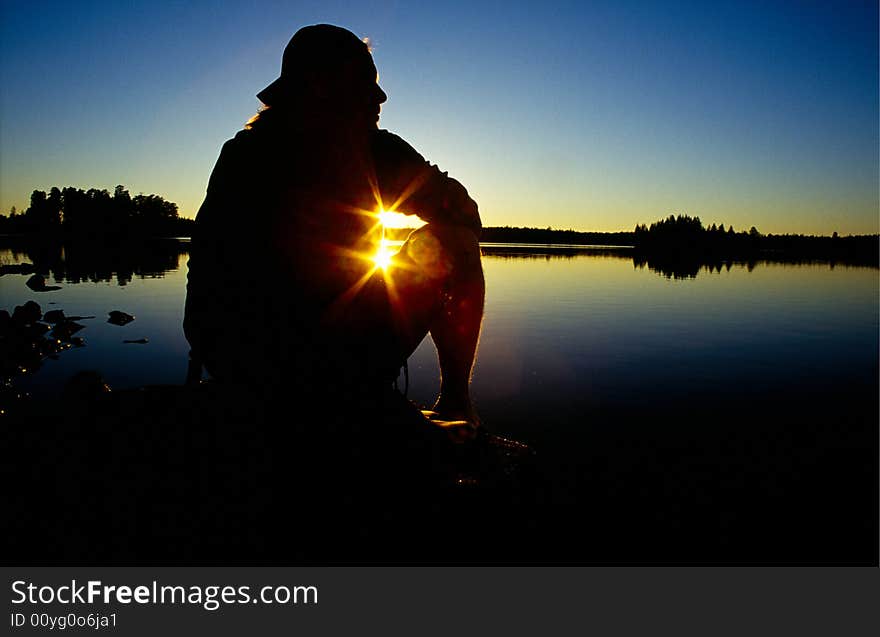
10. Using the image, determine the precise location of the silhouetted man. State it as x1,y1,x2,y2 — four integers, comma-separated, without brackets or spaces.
184,24,484,429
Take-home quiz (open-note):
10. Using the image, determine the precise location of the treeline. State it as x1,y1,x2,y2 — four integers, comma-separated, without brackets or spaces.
0,186,195,238
385,226,633,246
4,191,875,263
387,226,636,245
634,214,761,252
633,214,878,263
479,226,635,245
385,226,634,247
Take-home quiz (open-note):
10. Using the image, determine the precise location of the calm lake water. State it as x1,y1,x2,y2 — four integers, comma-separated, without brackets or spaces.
2,240,877,430
3,239,877,562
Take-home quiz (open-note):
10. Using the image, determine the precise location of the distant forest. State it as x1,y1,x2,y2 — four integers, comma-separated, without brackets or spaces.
0,186,195,237
396,216,877,263
631,214,877,263
2,189,876,263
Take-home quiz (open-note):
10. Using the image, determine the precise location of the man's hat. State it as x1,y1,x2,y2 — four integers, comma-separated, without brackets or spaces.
257,24,370,105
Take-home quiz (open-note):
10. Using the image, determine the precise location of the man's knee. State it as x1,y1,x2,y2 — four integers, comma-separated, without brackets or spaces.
401,224,481,279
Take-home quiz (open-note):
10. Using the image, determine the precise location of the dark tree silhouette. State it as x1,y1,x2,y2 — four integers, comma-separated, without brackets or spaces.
0,185,194,238
632,213,877,272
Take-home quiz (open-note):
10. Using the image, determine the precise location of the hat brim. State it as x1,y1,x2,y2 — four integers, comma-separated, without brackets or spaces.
257,77,287,105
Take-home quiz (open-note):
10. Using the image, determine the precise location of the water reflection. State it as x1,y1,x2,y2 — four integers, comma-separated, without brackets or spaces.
6,237,869,286
480,243,879,279
1,240,876,562
632,252,878,280
481,244,631,261
2,239,877,407
1,239,194,400
401,247,879,419
1,237,188,286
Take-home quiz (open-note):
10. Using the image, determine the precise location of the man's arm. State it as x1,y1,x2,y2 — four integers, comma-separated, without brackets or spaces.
371,130,481,234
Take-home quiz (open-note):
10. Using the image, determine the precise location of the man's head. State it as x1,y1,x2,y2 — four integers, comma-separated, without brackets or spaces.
258,24,387,128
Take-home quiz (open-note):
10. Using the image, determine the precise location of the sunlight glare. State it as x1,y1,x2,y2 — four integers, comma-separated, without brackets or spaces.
377,209,417,229
372,240,396,270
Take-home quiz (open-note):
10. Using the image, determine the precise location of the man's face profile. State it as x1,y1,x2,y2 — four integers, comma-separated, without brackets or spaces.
321,54,387,129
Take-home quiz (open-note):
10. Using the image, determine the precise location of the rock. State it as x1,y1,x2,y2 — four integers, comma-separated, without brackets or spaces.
25,274,62,292
25,323,51,338
52,321,85,340
108,310,135,326
42,309,66,324
12,301,41,325
2,303,89,379
25,274,43,290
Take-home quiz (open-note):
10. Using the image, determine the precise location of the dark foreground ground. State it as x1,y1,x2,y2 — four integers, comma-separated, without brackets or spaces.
3,378,877,565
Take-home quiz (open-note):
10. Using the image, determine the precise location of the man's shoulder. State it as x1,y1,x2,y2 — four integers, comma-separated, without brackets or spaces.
371,129,425,163
211,127,282,182
219,127,262,156
372,128,405,145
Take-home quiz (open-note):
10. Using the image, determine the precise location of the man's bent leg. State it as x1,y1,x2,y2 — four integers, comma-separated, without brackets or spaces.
397,224,485,425
328,223,484,424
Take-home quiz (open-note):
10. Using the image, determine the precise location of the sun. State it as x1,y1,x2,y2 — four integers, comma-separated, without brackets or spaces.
377,209,416,229
372,239,396,270
368,207,421,270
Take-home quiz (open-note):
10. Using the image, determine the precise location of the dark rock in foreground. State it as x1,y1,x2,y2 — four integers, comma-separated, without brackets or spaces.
12,300,42,324
42,309,66,323
2,301,86,379
3,381,538,564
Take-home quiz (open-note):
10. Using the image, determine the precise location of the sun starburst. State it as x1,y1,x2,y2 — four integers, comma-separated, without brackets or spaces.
372,238,396,270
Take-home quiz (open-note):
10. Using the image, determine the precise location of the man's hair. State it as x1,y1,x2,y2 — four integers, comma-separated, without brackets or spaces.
244,105,272,130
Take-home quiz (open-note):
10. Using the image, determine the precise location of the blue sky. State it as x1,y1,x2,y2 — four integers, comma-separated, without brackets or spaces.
1,0,877,234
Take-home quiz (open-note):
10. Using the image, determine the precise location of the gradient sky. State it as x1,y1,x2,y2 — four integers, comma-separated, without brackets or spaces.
1,0,877,234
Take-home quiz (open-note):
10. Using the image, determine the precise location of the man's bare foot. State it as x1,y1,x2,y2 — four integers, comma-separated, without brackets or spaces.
421,411,479,444
432,393,481,427
423,394,481,443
